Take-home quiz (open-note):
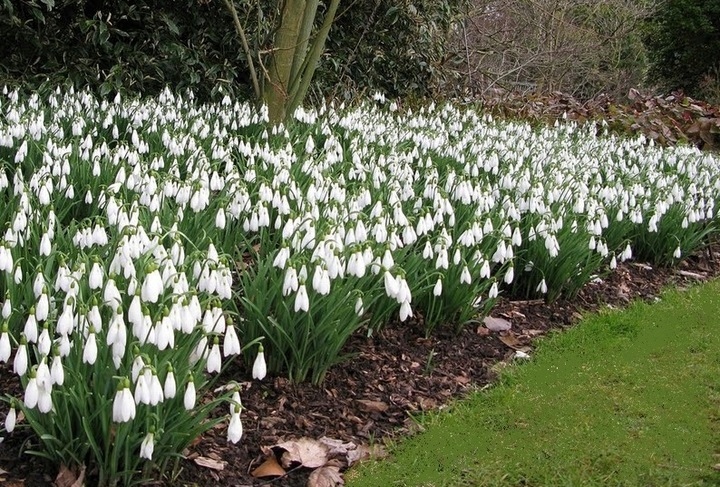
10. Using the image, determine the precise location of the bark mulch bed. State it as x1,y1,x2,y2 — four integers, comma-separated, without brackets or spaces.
1,245,718,486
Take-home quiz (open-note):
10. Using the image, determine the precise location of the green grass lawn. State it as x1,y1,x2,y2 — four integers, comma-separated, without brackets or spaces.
346,280,720,487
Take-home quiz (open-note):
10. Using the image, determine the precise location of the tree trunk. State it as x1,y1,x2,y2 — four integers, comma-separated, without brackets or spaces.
265,0,307,124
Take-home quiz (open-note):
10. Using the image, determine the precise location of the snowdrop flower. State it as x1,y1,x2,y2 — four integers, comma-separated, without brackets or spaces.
252,345,267,380
14,337,28,376
488,282,499,299
223,321,241,357
24,370,39,409
164,365,176,399
536,279,548,294
184,375,197,410
433,278,443,296
141,265,163,303
673,246,682,259
227,405,243,444
24,312,38,343
2,298,11,319
504,266,515,284
207,337,222,373
37,325,51,356
0,325,11,362
140,432,155,460
399,300,413,322
460,266,472,284
294,284,310,312
88,261,104,290
355,296,364,316
51,354,64,386
5,403,16,432
83,329,98,365
383,271,400,299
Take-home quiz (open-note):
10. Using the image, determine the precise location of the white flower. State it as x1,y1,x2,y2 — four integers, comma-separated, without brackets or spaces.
207,339,222,374
35,293,49,321
24,313,38,343
433,278,443,296
460,266,472,284
536,279,548,294
184,378,196,410
83,331,97,364
5,405,16,432
504,266,515,284
1,298,11,319
141,267,163,303
37,327,51,356
294,284,310,312
673,246,682,259
24,375,38,409
148,371,164,406
399,300,413,322
88,262,104,290
51,355,64,386
14,341,28,376
227,407,243,444
0,329,11,362
355,296,364,316
215,207,226,229
252,346,267,380
383,271,399,299
140,432,155,460
164,368,176,399
223,322,241,357
488,282,499,299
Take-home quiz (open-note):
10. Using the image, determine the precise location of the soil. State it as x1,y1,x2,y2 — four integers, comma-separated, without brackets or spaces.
1,244,719,487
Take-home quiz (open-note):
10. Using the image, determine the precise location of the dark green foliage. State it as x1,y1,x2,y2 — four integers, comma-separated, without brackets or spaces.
317,0,465,100
643,0,720,98
0,0,465,102
0,0,251,100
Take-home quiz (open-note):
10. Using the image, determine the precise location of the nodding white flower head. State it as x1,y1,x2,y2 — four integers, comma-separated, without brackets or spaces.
673,246,682,259
2,297,11,319
223,320,241,357
24,371,39,409
83,328,98,365
51,354,64,386
355,296,364,317
24,311,38,343
5,403,16,432
504,266,514,284
140,432,155,460
433,277,443,297
488,281,499,299
460,265,472,285
141,265,163,303
294,284,310,313
184,375,197,410
164,364,176,399
207,337,222,374
227,404,243,444
398,300,413,322
536,279,548,294
14,337,28,376
88,261,104,290
252,345,267,381
0,324,11,362
383,271,400,299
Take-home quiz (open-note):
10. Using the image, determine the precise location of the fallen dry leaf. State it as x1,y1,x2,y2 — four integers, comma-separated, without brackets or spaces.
346,444,388,466
356,399,389,413
193,456,226,471
55,464,86,487
251,456,286,478
483,316,512,332
498,334,531,352
274,437,329,469
307,465,344,487
319,437,357,457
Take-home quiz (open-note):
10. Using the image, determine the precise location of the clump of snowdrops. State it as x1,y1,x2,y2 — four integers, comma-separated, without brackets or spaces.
0,88,265,485
1,86,719,483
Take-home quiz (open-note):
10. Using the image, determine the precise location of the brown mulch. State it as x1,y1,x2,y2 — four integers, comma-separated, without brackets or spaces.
1,244,719,487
